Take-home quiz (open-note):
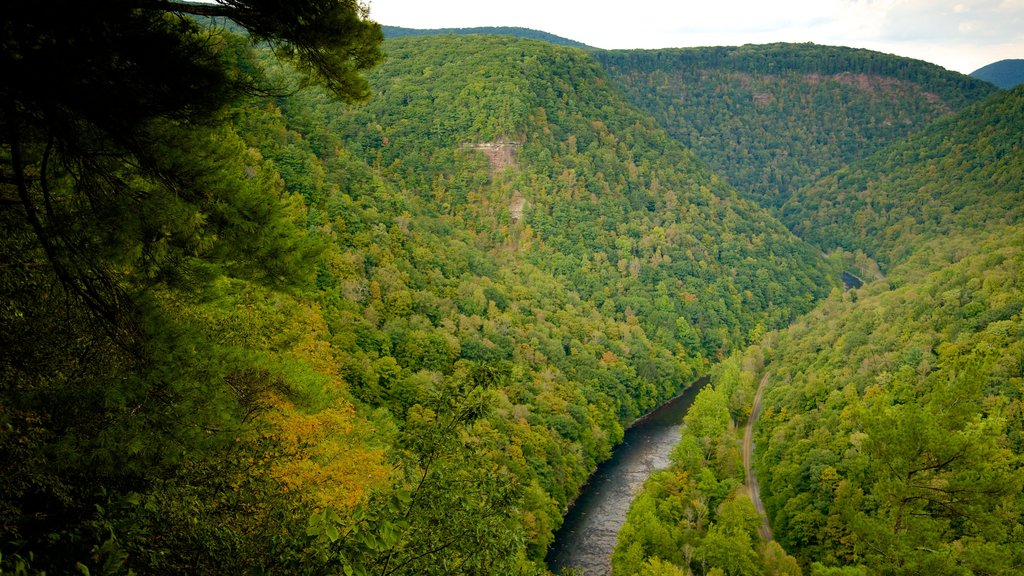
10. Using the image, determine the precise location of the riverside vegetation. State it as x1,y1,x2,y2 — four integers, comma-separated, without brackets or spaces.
1,5,1021,575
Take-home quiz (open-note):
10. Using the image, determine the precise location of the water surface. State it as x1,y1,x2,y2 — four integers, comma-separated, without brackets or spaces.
546,377,709,575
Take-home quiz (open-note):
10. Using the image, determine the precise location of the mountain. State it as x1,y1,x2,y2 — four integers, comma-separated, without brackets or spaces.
5,8,1018,574
760,231,1024,575
382,25,593,49
595,43,997,209
971,58,1024,88
782,85,1024,271
320,35,835,355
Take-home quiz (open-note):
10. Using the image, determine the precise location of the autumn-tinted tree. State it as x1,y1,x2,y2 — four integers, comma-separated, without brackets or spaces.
0,2,382,572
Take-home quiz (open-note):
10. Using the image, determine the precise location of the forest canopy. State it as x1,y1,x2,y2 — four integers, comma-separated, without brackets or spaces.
3,7,1019,576
0,11,838,573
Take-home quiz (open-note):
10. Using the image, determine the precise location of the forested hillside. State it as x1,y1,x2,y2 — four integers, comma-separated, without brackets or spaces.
757,86,1024,574
0,11,838,574
596,44,996,208
613,77,1024,575
324,35,834,357
752,230,1024,575
783,85,1024,271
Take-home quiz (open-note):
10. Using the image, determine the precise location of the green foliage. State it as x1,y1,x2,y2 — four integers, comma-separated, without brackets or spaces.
175,0,384,102
306,363,526,575
332,36,834,361
727,84,1024,575
9,10,1015,576
382,25,593,49
596,44,996,208
0,2,384,573
271,37,838,568
1,24,835,573
612,365,801,575
783,85,1024,271
753,231,1024,574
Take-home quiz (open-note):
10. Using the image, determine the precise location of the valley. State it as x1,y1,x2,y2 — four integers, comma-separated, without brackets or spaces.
1,8,1021,576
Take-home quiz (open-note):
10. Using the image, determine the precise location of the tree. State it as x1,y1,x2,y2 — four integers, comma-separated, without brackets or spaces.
307,362,526,575
162,0,384,102
0,2,383,571
1,0,382,343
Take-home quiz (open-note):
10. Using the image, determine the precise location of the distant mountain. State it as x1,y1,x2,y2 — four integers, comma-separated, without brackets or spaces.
971,58,1024,88
595,43,997,209
382,25,593,49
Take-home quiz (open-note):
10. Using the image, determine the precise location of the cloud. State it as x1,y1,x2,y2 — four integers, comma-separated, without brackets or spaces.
873,0,1024,43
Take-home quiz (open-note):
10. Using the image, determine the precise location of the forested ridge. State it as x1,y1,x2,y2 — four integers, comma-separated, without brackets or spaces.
382,25,593,49
783,85,1024,271
595,44,997,209
3,4,1021,574
327,35,834,356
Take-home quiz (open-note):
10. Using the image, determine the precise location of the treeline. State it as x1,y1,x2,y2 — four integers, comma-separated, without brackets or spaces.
595,44,996,207
382,25,593,49
598,44,994,104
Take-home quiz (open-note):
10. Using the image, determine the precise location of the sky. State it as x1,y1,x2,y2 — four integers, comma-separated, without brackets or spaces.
366,0,1024,74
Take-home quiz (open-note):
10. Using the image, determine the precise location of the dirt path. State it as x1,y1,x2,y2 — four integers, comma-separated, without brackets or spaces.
743,373,773,541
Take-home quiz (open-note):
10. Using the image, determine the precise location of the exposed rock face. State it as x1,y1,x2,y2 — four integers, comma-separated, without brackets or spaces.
463,141,520,174
509,192,526,224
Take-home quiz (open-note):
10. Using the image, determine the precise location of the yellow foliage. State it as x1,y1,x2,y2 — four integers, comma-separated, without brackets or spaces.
263,393,389,511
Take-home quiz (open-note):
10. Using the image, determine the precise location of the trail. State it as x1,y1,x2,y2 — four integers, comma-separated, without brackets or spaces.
743,373,773,542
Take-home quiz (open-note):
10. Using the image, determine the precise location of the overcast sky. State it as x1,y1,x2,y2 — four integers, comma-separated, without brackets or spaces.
366,0,1024,74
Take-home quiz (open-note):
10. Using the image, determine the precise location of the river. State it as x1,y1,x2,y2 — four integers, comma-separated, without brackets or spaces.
545,377,709,576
